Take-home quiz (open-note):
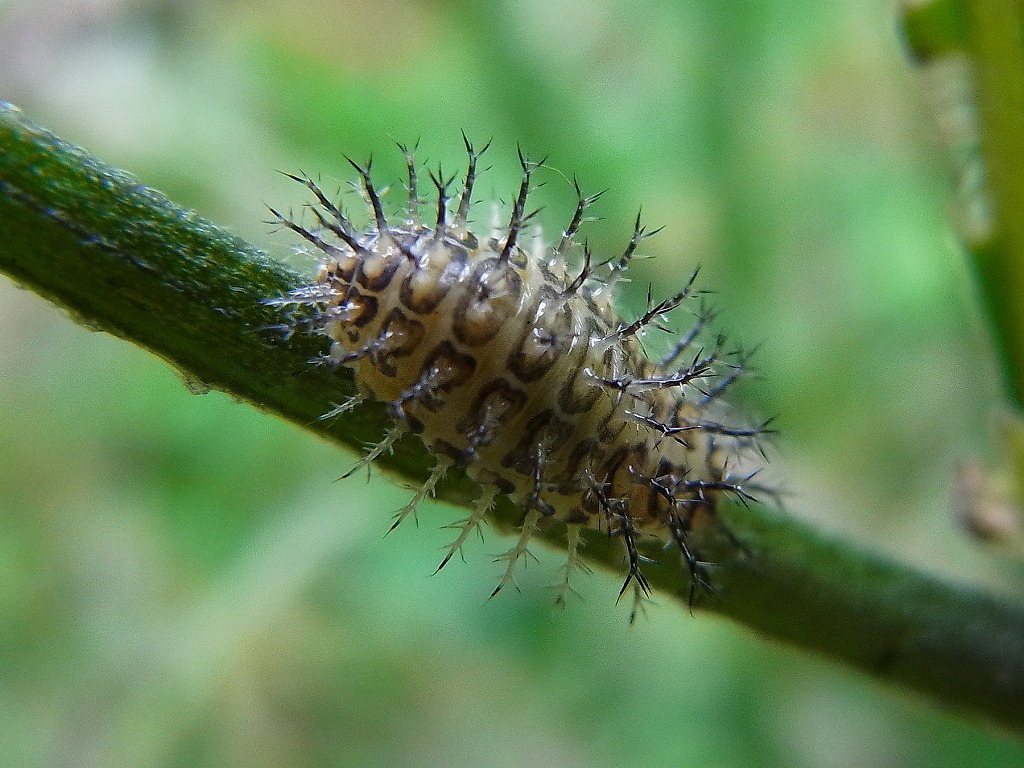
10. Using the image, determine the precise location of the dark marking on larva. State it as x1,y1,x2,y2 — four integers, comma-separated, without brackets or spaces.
355,245,403,292
457,378,529,450
507,289,574,383
453,258,524,346
325,259,357,284
414,341,477,412
399,241,468,314
375,308,424,377
557,319,604,415
350,293,378,329
473,468,516,496
431,438,470,463
557,437,601,492
500,408,575,477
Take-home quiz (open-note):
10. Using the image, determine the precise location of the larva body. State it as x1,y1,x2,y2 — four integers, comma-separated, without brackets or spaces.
273,141,766,611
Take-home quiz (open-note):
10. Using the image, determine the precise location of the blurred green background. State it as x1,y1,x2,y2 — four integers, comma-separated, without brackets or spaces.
2,0,1023,765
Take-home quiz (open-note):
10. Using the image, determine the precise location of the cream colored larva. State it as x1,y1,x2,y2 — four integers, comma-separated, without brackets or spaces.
271,139,769,616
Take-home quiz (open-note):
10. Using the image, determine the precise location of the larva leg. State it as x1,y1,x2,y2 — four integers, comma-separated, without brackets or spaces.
627,580,653,624
340,425,405,480
610,510,659,622
553,523,593,606
667,510,715,608
490,508,543,597
390,457,453,532
435,486,495,573
318,393,365,421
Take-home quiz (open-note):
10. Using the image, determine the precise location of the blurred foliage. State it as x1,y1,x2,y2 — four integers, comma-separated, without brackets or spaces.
1,0,1022,766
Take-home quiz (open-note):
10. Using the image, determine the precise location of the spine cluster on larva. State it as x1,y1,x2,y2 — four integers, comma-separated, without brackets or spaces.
271,138,769,616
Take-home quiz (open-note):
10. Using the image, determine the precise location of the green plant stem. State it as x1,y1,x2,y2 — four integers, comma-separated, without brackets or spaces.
902,0,969,61
904,1,1024,410
965,0,1024,410
2,103,1023,733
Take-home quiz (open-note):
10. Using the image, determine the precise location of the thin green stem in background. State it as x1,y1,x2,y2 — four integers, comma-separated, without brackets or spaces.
905,0,1024,411
903,0,969,61
967,0,1024,411
1,104,1023,733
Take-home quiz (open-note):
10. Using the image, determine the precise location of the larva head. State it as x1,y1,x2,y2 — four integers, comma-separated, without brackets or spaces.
272,141,770,611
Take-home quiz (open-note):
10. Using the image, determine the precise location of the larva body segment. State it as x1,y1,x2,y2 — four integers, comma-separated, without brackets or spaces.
273,142,766,612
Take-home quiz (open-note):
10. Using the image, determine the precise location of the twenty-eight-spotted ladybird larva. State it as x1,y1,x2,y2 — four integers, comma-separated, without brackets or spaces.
270,138,769,615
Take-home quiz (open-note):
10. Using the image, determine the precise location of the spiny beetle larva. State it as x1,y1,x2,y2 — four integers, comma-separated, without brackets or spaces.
269,138,770,617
